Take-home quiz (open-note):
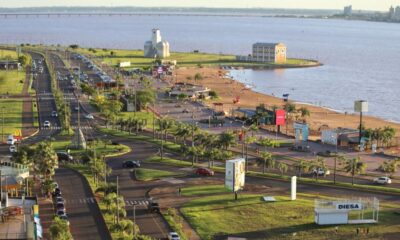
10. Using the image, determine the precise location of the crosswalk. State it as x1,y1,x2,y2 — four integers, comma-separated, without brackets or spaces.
40,126,93,130
64,197,149,206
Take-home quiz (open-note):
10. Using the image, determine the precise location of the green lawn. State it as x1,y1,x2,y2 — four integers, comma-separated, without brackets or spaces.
119,111,155,129
181,185,230,197
146,156,192,167
135,168,183,181
51,139,131,157
74,47,319,69
0,99,23,137
0,70,25,95
181,194,400,240
0,49,18,60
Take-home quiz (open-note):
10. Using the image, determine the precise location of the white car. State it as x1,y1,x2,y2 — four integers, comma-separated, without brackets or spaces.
43,121,51,127
84,114,94,120
312,168,330,176
51,111,58,117
168,232,180,240
373,176,392,184
9,145,17,153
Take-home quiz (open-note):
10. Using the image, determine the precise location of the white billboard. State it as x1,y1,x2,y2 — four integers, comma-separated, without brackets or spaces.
225,158,245,192
119,61,131,68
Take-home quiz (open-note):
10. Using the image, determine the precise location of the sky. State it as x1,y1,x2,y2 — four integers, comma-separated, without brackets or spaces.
0,0,398,11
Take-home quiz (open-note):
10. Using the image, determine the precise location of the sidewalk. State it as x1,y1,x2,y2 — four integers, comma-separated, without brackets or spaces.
33,181,53,240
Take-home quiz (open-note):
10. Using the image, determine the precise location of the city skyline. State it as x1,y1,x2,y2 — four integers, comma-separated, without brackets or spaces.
0,0,399,11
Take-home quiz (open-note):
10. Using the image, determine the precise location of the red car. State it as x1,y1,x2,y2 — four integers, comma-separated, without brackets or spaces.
195,168,214,176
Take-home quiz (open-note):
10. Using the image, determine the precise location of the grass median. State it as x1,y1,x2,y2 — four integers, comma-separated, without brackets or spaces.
0,70,25,95
181,193,400,240
135,168,184,181
0,99,23,137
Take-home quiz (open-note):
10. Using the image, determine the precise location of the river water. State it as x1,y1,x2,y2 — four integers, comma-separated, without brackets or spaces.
1,15,399,122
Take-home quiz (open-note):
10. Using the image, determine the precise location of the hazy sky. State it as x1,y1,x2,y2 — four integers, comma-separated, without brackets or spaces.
0,0,398,11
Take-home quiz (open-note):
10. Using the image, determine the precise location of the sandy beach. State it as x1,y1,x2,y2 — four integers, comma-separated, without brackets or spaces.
174,67,400,141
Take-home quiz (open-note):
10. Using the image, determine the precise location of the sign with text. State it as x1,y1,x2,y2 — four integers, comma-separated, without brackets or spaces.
275,109,286,126
335,202,363,211
225,158,245,192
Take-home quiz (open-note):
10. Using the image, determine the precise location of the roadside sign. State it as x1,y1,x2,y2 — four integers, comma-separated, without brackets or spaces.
275,109,286,126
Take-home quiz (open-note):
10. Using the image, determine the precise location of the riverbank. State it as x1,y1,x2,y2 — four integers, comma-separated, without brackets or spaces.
174,67,400,140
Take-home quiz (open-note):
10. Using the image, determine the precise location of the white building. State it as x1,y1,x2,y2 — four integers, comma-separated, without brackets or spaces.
144,29,170,59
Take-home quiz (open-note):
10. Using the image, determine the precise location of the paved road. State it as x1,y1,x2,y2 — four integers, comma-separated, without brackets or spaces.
51,51,171,239
55,168,111,240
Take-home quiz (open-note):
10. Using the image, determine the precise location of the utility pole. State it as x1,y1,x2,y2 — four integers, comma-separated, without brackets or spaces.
116,176,119,224
152,103,155,139
1,107,4,143
77,97,81,148
133,204,137,237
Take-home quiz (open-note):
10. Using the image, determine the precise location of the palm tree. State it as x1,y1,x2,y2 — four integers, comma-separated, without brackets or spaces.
284,102,297,135
294,160,310,179
343,157,366,185
218,131,237,150
34,141,58,180
257,151,275,174
277,162,288,176
244,136,257,172
249,124,258,136
297,107,311,122
194,73,203,82
334,155,346,184
136,89,156,110
49,217,73,240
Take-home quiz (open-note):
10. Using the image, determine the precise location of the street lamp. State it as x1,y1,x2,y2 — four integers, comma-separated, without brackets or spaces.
1,106,5,143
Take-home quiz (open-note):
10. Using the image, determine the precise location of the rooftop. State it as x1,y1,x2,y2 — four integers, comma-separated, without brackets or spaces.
253,42,285,47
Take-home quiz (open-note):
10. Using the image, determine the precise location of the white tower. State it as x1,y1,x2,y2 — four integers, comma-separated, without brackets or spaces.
152,29,162,46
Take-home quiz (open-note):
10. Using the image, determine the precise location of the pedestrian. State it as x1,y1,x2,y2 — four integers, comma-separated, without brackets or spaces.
356,228,360,235
178,187,181,196
366,228,369,234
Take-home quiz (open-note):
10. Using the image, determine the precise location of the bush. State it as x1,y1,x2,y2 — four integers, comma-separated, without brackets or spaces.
209,90,218,99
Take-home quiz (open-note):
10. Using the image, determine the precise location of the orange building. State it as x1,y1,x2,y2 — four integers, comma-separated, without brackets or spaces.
252,43,287,64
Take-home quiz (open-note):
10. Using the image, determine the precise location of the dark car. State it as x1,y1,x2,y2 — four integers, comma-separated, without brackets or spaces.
122,160,140,168
147,202,160,213
195,168,214,176
56,203,66,211
56,209,66,216
53,188,62,197
182,109,190,113
57,152,73,162
55,197,64,204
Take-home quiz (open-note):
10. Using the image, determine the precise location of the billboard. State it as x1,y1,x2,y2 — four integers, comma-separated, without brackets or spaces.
119,61,131,68
354,100,368,113
275,109,286,126
225,158,245,192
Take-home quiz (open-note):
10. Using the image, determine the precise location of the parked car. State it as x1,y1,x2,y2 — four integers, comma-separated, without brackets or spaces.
122,160,140,168
56,209,66,216
55,197,64,204
373,176,392,184
84,114,94,120
182,109,190,113
195,168,214,176
312,168,330,176
168,232,180,240
43,120,51,128
51,111,58,117
53,188,62,197
7,135,16,145
9,145,17,153
56,203,66,212
57,152,73,162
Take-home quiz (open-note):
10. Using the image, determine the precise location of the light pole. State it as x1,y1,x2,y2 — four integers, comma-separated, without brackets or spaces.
1,106,4,143
133,204,137,237
333,132,338,184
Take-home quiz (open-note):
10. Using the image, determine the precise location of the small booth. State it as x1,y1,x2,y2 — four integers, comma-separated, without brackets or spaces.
315,198,379,225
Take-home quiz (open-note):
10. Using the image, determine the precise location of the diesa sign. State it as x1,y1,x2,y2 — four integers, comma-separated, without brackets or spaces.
335,202,363,210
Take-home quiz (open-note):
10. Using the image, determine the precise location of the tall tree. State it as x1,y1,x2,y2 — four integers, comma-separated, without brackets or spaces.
49,217,73,240
257,151,275,174
34,141,58,180
218,131,237,150
343,157,366,185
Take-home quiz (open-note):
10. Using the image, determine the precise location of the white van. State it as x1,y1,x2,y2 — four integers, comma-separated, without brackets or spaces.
7,135,16,145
